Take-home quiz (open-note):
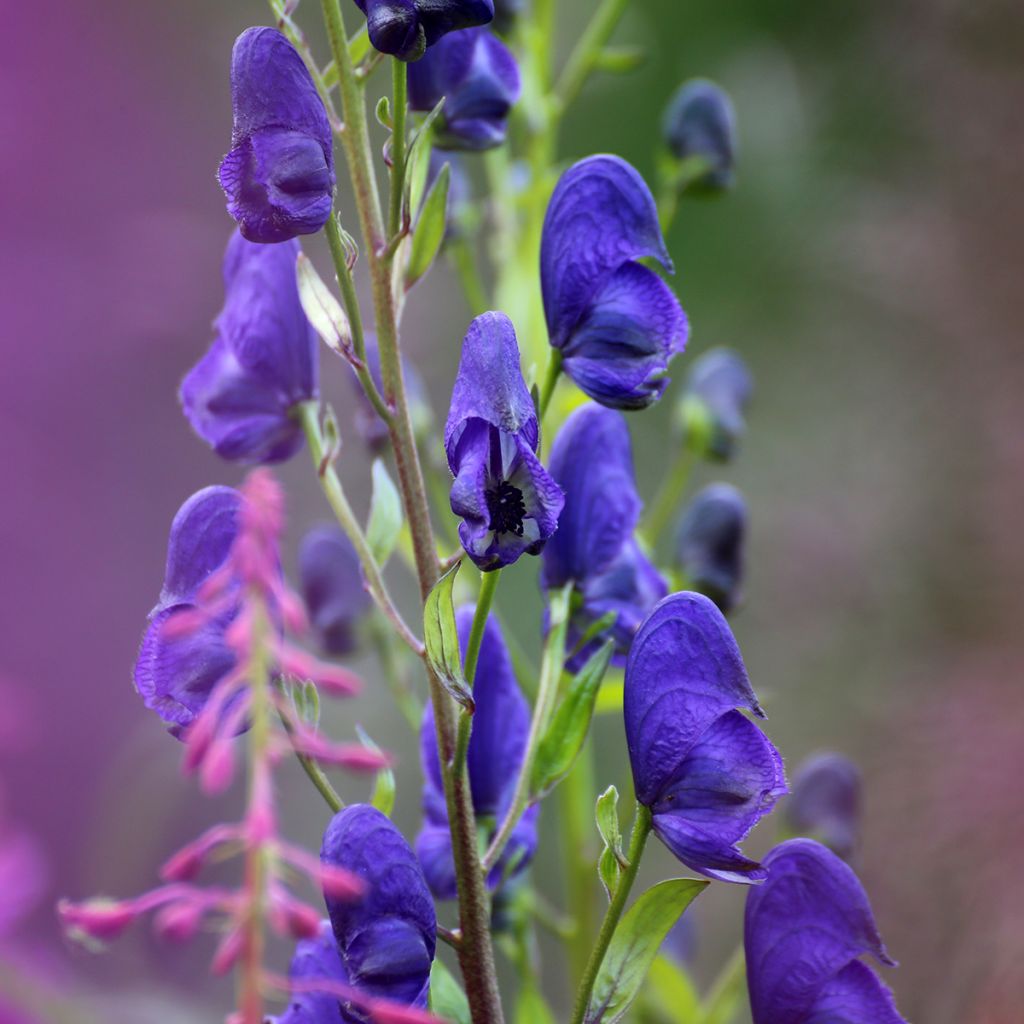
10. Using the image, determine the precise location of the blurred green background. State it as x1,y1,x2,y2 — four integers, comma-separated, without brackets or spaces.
3,0,1023,1021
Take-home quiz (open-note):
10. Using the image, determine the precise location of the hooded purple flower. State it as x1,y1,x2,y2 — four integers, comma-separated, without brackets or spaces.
417,608,537,898
541,155,689,410
542,404,667,664
353,0,494,62
408,27,520,150
662,79,737,192
624,592,787,883
134,487,241,734
675,482,747,613
784,753,862,862
683,347,752,461
272,920,348,1024
181,231,318,464
299,525,372,657
218,28,335,243
745,839,907,1024
321,805,437,1017
445,312,564,571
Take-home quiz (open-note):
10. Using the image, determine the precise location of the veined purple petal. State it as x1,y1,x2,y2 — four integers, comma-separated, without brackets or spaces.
805,960,905,1024
218,28,334,243
745,839,901,1024
299,525,372,656
273,919,349,1024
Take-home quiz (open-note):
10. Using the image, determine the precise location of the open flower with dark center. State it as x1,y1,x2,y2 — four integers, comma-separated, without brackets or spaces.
745,839,907,1024
445,312,564,570
353,0,494,62
541,155,688,409
218,28,335,243
675,482,747,612
625,592,787,883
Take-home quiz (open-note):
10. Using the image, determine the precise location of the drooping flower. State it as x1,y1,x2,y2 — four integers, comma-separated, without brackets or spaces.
273,920,347,1023
181,231,319,464
662,79,737,192
542,403,667,664
218,28,335,243
134,486,242,735
745,839,907,1024
445,312,564,570
681,347,752,461
416,608,537,898
624,592,787,883
541,155,688,410
299,525,372,657
675,482,747,612
353,0,494,62
784,753,862,862
407,27,520,150
322,805,437,1014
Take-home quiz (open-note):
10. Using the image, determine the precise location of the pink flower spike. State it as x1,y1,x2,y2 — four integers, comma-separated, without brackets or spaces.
370,1001,445,1024
211,924,246,976
280,647,361,697
294,732,391,774
269,889,322,940
58,898,137,941
276,841,364,901
160,606,210,642
201,738,236,795
160,824,242,882
280,589,309,636
154,901,204,943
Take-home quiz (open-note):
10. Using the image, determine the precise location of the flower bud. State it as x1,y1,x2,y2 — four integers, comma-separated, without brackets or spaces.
785,752,861,861
662,79,736,193
354,0,495,62
675,483,747,613
153,902,204,944
58,898,137,941
680,347,752,461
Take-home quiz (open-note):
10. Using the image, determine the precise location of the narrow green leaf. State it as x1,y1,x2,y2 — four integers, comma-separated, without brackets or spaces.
366,459,403,566
593,45,647,74
569,610,618,659
595,678,624,716
428,959,471,1024
348,25,371,65
595,785,623,901
532,640,615,797
403,97,445,224
296,253,353,359
356,726,395,818
406,162,450,289
375,95,392,129
586,879,709,1024
515,979,557,1024
645,955,701,1024
423,561,474,711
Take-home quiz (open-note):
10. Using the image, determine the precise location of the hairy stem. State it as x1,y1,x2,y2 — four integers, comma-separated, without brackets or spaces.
642,445,696,547
277,698,345,813
389,58,408,239
554,0,630,115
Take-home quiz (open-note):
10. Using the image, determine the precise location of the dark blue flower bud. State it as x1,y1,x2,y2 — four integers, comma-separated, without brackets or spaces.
625,593,787,883
181,232,319,464
675,482,747,612
681,347,752,461
662,79,736,192
408,28,520,150
785,753,861,862
299,525,372,656
541,156,689,409
353,0,494,62
218,28,335,243
445,312,564,571
321,805,437,1015
745,840,907,1024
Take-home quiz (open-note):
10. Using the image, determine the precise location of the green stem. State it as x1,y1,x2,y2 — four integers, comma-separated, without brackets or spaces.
553,0,630,116
298,402,424,656
537,348,563,424
276,698,345,813
483,583,572,874
369,617,422,732
560,745,597,988
569,804,653,1024
642,445,696,548
450,237,490,316
389,58,408,239
452,569,502,780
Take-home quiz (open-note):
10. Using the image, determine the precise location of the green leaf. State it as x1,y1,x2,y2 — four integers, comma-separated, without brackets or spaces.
595,785,623,901
586,879,709,1024
569,610,618,659
375,95,392,129
296,253,353,360
515,979,557,1024
423,561,474,711
645,955,701,1024
403,97,445,224
348,25,371,65
428,959,471,1024
532,640,614,797
356,725,395,818
366,459,402,567
594,678,624,716
406,162,450,289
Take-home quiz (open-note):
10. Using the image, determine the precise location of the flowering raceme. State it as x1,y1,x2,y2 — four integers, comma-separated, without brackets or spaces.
624,592,787,882
675,482,748,612
218,28,335,243
445,312,564,570
353,0,495,62
408,27,520,150
541,155,689,409
744,839,907,1024
662,79,737,192
417,608,537,897
542,403,667,663
181,231,318,464
299,525,372,656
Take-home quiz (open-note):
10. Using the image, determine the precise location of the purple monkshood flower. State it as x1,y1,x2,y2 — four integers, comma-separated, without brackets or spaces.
541,155,689,410
354,0,494,62
321,805,437,1016
624,592,787,883
675,482,747,613
683,347,752,461
662,79,737,192
542,404,667,665
218,28,335,243
745,839,907,1024
408,27,520,151
299,525,372,657
273,920,347,1024
417,608,537,898
784,753,862,862
445,312,564,571
181,231,318,464
134,487,241,735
